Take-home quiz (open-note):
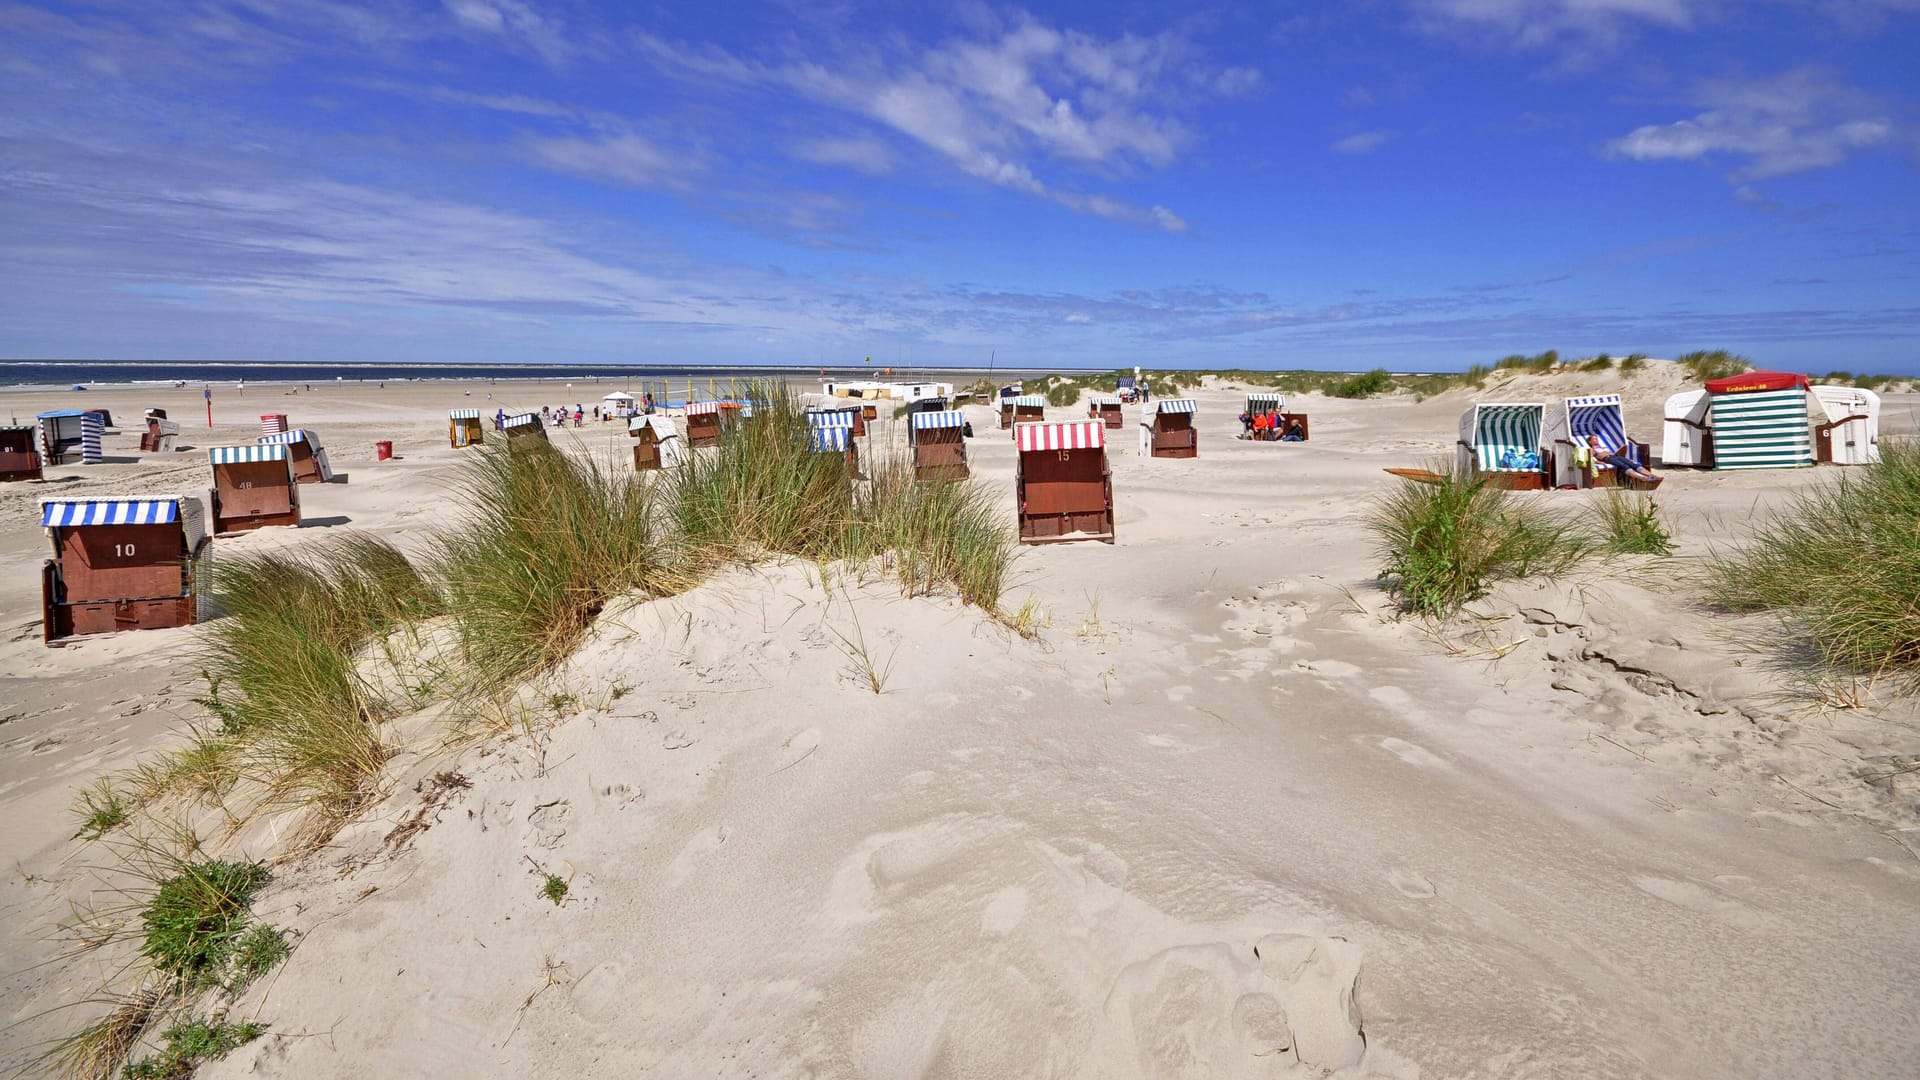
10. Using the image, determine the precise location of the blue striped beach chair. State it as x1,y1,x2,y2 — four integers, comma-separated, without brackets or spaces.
38,495,212,643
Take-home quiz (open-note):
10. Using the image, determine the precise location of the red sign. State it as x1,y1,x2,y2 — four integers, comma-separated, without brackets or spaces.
1703,370,1809,394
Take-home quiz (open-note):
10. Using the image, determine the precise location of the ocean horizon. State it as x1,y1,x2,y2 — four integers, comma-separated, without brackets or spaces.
0,359,1073,390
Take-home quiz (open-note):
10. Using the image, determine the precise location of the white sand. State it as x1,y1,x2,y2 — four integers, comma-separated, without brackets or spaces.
2,367,1918,1078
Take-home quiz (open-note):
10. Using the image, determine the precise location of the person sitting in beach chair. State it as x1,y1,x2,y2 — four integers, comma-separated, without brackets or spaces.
1586,434,1659,486
1281,420,1306,442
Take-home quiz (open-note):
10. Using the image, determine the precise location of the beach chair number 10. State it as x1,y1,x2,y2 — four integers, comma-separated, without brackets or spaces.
114,544,136,558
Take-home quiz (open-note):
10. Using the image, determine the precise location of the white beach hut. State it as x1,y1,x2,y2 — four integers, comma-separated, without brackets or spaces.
1662,390,1713,468
1808,385,1880,465
601,391,638,419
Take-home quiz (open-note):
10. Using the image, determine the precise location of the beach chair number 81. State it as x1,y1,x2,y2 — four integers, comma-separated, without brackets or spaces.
115,544,135,558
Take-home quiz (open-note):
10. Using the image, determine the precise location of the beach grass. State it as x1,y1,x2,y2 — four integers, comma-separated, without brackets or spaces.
1593,489,1673,556
1705,439,1920,693
1369,469,1593,617
1678,349,1750,381
436,438,680,689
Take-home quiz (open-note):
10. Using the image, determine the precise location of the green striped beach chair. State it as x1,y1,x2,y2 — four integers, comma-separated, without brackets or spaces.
1456,403,1547,488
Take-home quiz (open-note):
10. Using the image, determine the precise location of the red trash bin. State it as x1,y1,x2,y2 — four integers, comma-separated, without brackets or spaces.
375,440,393,461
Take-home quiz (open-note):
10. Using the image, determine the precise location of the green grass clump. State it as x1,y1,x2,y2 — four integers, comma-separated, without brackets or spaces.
140,860,272,992
843,460,1014,610
1496,350,1560,373
1578,354,1614,372
1332,368,1394,399
1368,469,1592,617
541,873,569,906
198,535,434,824
73,778,130,841
1043,378,1086,407
1593,490,1673,556
670,389,858,568
1618,353,1647,373
123,1015,266,1079
1678,349,1751,381
1706,439,1920,692
437,439,679,688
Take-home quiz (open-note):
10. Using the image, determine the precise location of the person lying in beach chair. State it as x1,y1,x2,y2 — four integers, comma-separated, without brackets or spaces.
1586,434,1660,486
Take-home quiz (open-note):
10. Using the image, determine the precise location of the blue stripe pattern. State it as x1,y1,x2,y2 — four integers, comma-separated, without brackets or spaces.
258,429,315,446
209,444,289,464
909,410,966,429
808,425,852,452
1156,399,1197,414
41,499,180,527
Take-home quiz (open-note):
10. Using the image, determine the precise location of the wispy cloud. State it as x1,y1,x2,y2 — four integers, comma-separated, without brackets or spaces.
443,0,577,66
1607,69,1894,181
527,132,689,188
1332,130,1395,155
1414,0,1697,55
632,11,1242,232
793,136,894,175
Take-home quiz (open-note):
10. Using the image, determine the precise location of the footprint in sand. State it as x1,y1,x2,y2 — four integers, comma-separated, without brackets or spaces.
1101,934,1366,1074
1378,737,1451,771
1634,876,1771,929
1387,870,1436,899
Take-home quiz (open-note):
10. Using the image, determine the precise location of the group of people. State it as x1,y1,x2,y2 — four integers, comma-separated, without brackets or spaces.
1240,411,1305,441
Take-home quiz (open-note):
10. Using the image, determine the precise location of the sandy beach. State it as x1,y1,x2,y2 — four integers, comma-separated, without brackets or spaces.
3,366,1918,1079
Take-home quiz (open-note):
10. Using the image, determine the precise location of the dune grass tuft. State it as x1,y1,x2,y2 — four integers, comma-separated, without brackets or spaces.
123,1015,266,1080
72,778,130,841
1368,469,1592,618
140,859,272,992
1678,349,1750,381
1331,368,1394,399
42,987,165,1080
1594,489,1673,556
436,439,680,689
670,392,858,568
1706,439,1920,693
195,535,435,825
843,458,1014,610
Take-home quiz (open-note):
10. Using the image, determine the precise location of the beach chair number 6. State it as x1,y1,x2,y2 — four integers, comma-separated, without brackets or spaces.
115,543,135,558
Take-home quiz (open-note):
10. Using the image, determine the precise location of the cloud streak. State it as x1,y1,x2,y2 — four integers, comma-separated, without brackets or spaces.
1608,69,1895,181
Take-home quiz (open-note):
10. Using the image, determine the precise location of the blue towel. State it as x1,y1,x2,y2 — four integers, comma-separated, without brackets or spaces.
1498,448,1539,470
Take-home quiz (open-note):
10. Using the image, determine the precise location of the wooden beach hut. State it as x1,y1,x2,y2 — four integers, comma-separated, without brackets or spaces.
501,412,546,444
1703,371,1813,471
629,415,684,470
208,444,301,534
1011,395,1046,430
1809,385,1880,465
258,429,335,483
1139,399,1199,459
1014,420,1114,545
1089,395,1124,430
39,495,211,644
260,414,289,437
1543,394,1651,488
1661,390,1713,468
909,409,968,481
37,410,105,465
140,410,180,453
835,403,868,438
449,408,485,448
1456,403,1548,489
805,410,860,474
1,426,44,482
685,401,725,447
999,397,1017,430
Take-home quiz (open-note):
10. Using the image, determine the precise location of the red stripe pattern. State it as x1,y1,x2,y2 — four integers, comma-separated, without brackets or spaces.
1015,420,1105,452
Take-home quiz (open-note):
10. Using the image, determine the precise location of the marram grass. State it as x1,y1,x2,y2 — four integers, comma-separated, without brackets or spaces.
1368,468,1592,617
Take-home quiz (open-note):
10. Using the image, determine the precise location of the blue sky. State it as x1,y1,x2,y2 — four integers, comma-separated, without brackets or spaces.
2,1,1917,374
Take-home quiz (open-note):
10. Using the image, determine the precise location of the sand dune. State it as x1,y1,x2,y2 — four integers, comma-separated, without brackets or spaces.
3,367,1918,1078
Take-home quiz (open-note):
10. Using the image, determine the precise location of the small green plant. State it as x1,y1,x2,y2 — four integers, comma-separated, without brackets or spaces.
1578,354,1614,372
73,778,130,841
224,924,290,993
1594,490,1673,556
541,873,569,906
1618,353,1647,373
123,1015,267,1079
1368,469,1592,617
1677,349,1751,381
1331,368,1394,399
141,860,271,991
1706,439,1920,693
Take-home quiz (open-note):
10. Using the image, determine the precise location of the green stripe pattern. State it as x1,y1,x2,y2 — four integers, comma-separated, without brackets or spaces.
1709,389,1812,470
1476,404,1542,472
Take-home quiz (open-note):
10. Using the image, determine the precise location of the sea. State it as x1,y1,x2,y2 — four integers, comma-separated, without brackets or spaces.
1,360,1016,390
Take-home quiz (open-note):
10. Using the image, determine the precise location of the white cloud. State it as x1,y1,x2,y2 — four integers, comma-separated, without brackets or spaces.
1607,69,1894,180
632,13,1235,232
1332,130,1394,155
529,132,684,187
793,136,894,175
442,0,574,65
1064,312,1091,323
1415,0,1696,55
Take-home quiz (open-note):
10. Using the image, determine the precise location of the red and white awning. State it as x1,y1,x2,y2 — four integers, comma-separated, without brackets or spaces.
1015,420,1105,452
685,401,723,416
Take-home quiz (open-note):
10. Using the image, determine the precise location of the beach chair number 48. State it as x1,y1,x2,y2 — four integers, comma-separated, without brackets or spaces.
238,481,253,489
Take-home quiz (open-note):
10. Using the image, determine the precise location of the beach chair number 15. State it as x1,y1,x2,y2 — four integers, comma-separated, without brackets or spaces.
1059,450,1071,461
